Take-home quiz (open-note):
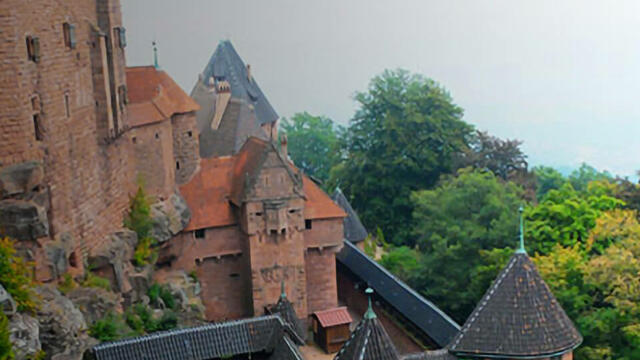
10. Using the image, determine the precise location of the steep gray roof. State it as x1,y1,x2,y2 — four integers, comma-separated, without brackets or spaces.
402,349,456,360
337,241,460,347
334,315,400,360
449,253,582,358
89,315,304,360
201,40,278,126
332,188,368,243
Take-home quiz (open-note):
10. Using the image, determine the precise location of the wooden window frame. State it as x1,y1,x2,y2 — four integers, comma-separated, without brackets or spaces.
63,23,76,49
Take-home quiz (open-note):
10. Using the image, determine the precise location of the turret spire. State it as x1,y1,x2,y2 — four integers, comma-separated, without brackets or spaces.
153,41,159,69
516,205,526,254
280,280,286,300
364,287,377,319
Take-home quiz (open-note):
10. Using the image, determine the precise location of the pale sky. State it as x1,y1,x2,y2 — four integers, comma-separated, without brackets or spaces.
122,0,640,178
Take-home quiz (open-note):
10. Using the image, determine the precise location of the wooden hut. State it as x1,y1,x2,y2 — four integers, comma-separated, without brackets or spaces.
312,307,352,353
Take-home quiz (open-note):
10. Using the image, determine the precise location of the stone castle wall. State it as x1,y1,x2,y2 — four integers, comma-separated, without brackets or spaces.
0,0,133,280
172,113,200,185
129,121,175,200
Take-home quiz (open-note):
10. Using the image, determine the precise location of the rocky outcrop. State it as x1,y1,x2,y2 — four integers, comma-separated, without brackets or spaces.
0,199,48,240
0,161,43,198
150,193,191,243
67,287,120,326
9,313,41,360
0,284,16,316
88,229,137,293
43,233,75,280
34,285,96,360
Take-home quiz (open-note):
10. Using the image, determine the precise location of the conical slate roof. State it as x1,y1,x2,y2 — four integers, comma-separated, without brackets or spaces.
449,252,582,358
201,40,278,126
335,290,400,360
332,188,368,243
269,284,307,342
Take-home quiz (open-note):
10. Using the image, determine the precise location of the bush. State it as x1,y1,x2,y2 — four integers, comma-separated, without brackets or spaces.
148,284,176,310
124,185,158,266
57,273,76,295
127,304,178,334
133,236,156,267
0,312,13,360
0,237,37,313
81,272,111,291
89,313,127,342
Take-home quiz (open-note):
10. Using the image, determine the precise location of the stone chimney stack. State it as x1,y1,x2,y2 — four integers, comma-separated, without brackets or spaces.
246,64,252,82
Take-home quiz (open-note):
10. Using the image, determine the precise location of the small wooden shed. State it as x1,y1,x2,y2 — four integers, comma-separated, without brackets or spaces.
312,306,353,353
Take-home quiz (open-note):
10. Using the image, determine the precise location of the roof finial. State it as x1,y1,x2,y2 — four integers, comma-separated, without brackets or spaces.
364,287,377,319
280,280,286,300
153,41,159,69
516,205,527,254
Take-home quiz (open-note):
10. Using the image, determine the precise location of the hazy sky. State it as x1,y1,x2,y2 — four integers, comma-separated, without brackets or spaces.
122,0,640,177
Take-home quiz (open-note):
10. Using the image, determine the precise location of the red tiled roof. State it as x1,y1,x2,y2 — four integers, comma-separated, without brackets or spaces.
180,156,236,231
313,307,352,328
126,66,199,128
181,136,346,231
303,176,347,220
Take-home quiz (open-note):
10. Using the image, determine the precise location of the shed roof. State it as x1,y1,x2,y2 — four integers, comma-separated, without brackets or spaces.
126,66,199,127
313,307,352,328
336,241,460,347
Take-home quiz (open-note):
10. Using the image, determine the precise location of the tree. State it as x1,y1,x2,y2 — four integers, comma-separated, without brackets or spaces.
409,168,522,321
525,181,623,255
456,130,528,179
568,163,613,193
330,69,473,244
379,246,421,285
532,166,565,200
279,112,343,183
124,186,156,266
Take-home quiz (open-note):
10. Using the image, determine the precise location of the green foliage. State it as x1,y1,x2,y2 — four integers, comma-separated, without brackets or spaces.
0,312,13,360
57,273,76,295
362,234,376,258
82,272,111,291
25,350,46,360
330,69,473,245
148,283,176,310
568,163,613,193
280,112,343,183
89,313,128,342
188,270,198,282
409,168,522,321
379,246,421,284
0,237,37,313
126,304,178,334
124,185,158,266
525,181,624,255
532,165,566,200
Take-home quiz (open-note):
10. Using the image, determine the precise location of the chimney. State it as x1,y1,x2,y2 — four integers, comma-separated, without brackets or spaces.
208,76,215,93
280,133,288,159
246,64,252,82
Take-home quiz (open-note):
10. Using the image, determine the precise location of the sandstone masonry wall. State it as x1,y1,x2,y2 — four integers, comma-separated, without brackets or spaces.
129,121,174,200
171,112,199,185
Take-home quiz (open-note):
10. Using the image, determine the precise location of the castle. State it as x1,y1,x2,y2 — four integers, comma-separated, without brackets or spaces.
0,1,581,360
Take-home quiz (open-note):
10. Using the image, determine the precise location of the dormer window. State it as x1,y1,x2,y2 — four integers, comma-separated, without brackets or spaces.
63,23,76,49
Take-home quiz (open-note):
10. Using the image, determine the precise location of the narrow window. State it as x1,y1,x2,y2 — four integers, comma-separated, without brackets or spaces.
132,137,137,144
64,93,70,117
155,133,159,139
229,273,239,278
33,114,43,141
63,23,76,49
187,131,192,137
305,219,312,230
176,161,180,170
118,85,128,109
26,36,40,62
195,229,205,239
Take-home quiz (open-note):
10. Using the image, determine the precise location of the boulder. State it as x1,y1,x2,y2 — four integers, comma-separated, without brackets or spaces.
43,233,75,280
0,284,16,316
88,229,137,293
150,193,191,243
67,287,120,326
0,199,48,240
9,313,41,360
123,264,153,307
34,285,95,360
0,161,43,198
